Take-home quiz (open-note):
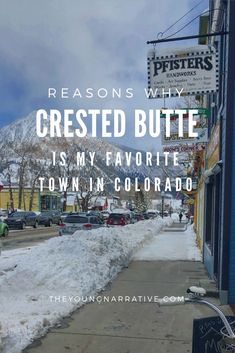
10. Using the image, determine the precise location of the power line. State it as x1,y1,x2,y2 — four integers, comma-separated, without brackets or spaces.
148,8,225,44
157,0,205,39
165,12,207,39
164,8,223,40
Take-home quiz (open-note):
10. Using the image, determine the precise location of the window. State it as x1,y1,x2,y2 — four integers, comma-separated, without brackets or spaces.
65,216,88,223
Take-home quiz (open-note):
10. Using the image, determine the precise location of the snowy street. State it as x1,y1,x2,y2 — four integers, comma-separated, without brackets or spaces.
1,226,58,251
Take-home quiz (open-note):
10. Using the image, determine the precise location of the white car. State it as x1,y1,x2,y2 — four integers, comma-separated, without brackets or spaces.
101,211,110,220
0,210,8,221
59,214,104,236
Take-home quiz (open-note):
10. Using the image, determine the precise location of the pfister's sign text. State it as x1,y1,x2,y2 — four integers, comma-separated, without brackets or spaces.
147,46,218,98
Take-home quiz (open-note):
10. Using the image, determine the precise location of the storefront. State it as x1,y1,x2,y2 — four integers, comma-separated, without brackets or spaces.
195,180,205,251
194,149,206,251
39,192,61,211
0,186,61,212
203,123,221,280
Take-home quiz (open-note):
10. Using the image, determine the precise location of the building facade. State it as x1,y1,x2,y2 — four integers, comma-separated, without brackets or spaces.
202,0,235,304
0,186,61,212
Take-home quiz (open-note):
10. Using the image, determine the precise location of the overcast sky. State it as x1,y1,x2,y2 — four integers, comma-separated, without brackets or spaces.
0,0,208,150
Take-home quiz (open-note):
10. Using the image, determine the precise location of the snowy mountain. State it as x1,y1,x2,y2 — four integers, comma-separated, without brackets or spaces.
0,111,181,189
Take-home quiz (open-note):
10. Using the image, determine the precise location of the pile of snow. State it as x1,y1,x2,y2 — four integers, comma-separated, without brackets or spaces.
0,217,172,353
133,224,201,261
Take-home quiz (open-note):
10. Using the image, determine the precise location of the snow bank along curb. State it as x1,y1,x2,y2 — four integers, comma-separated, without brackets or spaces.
0,217,172,353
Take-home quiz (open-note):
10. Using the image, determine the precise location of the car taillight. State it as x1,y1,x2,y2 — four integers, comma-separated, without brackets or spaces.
60,223,65,227
83,223,92,230
107,219,113,224
120,218,126,226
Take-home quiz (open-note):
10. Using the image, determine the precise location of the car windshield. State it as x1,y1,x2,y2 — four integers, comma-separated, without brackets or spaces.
9,212,26,218
90,217,100,224
109,214,123,219
65,216,89,223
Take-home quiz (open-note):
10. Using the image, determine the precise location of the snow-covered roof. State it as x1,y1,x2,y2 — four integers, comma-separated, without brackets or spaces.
90,196,107,207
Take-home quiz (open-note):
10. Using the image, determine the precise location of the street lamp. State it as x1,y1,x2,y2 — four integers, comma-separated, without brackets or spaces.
161,191,165,218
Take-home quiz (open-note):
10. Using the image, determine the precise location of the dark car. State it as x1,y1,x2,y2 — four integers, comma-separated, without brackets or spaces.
39,210,62,227
143,213,150,220
59,214,104,236
135,213,145,221
5,211,40,229
61,212,71,222
146,211,157,219
106,213,130,226
87,211,104,222
101,211,110,220
129,212,138,223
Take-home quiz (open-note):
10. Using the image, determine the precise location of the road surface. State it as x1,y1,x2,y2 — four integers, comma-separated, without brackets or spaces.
1,226,59,250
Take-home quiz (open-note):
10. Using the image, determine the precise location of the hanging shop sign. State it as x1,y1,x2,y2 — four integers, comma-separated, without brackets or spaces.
162,128,208,145
163,144,206,153
161,108,208,145
181,177,198,191
167,107,210,119
147,46,218,98
162,108,210,120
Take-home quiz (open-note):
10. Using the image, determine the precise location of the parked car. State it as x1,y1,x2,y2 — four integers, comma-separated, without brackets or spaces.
129,212,138,223
87,211,104,222
0,219,9,236
142,213,150,220
159,211,169,217
134,213,145,221
61,212,71,222
100,211,110,220
39,210,62,227
59,214,104,236
5,211,40,229
146,211,157,219
0,210,8,221
106,213,130,226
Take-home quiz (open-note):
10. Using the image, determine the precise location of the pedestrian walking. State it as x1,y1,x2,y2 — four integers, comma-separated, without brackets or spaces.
179,212,183,223
186,210,191,223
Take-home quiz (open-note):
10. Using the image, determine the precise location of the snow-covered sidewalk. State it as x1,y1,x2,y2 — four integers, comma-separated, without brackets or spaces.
133,224,201,261
0,217,172,353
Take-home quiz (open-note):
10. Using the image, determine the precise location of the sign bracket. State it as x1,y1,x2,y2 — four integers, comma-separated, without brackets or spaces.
147,31,229,45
